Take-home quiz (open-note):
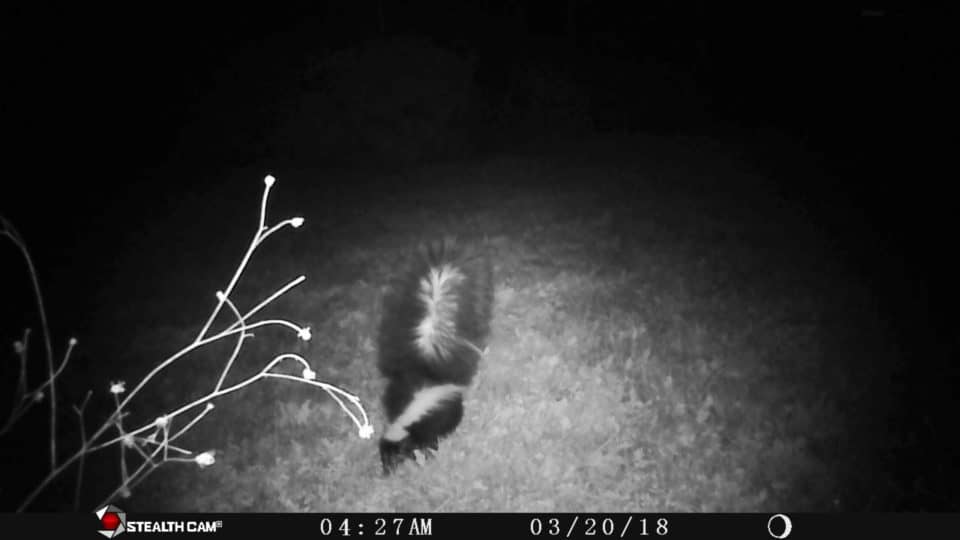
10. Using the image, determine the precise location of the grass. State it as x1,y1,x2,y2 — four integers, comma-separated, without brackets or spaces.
34,136,899,512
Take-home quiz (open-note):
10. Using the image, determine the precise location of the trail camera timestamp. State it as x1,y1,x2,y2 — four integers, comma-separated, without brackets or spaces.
529,516,666,537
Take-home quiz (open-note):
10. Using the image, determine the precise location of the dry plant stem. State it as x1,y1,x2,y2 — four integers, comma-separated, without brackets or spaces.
97,403,216,509
26,235,57,473
18,320,294,508
0,329,31,436
15,197,282,508
0,327,77,438
265,372,368,430
214,291,252,391
112,391,131,495
13,176,371,511
99,439,164,508
1,222,58,471
16,329,30,403
94,353,344,451
114,310,304,422
8,200,293,511
114,203,304,415
194,176,276,343
72,391,92,511
224,274,306,334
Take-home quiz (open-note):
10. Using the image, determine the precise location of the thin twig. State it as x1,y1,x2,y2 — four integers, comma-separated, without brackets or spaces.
72,391,92,511
1,222,57,470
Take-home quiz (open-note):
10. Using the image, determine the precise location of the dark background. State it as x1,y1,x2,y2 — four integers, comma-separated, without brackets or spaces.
2,1,956,510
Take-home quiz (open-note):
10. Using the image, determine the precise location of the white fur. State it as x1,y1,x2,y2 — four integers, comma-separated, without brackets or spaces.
414,264,463,360
383,384,465,442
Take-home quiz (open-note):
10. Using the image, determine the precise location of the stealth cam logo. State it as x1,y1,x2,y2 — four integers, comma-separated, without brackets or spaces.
95,505,127,538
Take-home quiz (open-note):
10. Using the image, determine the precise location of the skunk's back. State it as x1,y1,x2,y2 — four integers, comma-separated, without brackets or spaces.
377,238,493,384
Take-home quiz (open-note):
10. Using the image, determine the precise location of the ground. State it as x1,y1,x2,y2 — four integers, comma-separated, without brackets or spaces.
11,136,910,511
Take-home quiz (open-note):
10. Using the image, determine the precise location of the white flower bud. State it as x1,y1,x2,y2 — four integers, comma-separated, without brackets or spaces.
195,451,216,468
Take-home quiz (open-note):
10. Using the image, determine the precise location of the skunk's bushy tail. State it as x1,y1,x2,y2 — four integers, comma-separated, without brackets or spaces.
377,237,494,474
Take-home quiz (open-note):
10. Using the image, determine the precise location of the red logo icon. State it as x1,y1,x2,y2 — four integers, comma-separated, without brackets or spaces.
95,505,126,538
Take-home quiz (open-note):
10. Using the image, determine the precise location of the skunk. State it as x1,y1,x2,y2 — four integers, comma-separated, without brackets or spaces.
377,237,494,475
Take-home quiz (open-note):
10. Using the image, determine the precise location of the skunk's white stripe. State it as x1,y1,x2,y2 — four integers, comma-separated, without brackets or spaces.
383,383,465,442
415,264,464,360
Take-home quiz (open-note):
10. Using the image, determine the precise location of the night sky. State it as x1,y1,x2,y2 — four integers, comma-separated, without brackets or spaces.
2,2,956,513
